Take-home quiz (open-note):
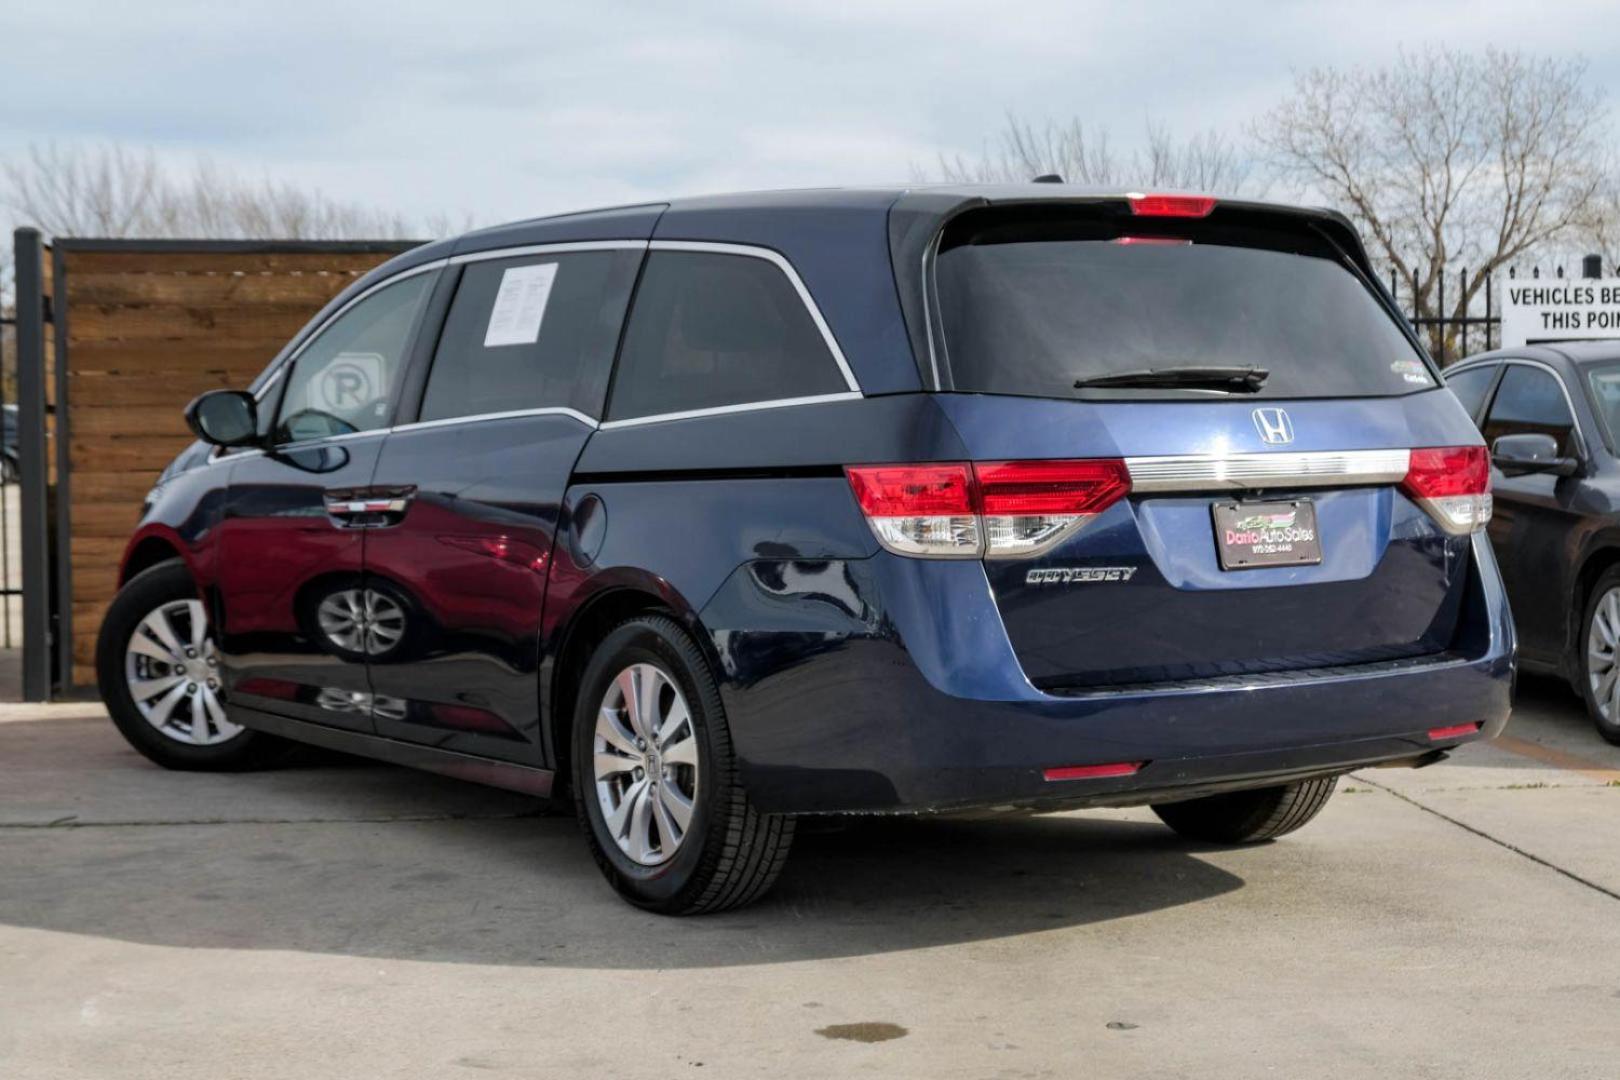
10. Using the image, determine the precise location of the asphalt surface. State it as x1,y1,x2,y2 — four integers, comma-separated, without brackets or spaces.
3,677,1619,1079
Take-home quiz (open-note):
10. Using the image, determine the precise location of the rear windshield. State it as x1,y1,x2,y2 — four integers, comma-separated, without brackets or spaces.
933,210,1433,400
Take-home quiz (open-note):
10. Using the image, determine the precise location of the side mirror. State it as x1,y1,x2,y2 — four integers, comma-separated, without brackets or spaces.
1491,433,1578,478
184,389,259,448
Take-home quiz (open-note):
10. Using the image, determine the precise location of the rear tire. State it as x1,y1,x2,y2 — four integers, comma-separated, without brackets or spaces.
1577,569,1620,746
571,614,794,914
96,559,288,771
1152,777,1338,844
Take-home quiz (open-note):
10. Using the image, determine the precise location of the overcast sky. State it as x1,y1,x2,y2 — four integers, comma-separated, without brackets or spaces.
4,0,1619,232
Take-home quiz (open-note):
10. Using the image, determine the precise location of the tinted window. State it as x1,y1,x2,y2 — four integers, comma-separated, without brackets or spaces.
420,251,638,423
606,252,847,421
935,220,1432,400
274,274,432,443
1444,365,1497,423
1484,365,1577,456
1585,363,1620,453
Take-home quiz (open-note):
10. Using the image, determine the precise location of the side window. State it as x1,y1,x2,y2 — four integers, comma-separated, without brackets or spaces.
273,273,433,444
605,251,849,421
1483,365,1577,456
1443,365,1496,426
419,251,638,423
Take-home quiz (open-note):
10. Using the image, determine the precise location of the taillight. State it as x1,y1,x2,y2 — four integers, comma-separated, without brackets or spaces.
1125,192,1217,218
844,463,980,557
975,459,1131,558
1401,446,1492,535
845,459,1130,559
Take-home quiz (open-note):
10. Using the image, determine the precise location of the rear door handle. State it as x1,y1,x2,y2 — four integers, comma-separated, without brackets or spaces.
324,486,415,528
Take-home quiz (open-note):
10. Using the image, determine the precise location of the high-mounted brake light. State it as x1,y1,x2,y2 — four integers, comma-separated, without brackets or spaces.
1126,193,1217,218
1401,446,1492,535
846,459,1131,559
1113,235,1193,246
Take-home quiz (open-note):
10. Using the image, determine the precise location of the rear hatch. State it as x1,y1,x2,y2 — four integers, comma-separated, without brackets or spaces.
915,196,1488,690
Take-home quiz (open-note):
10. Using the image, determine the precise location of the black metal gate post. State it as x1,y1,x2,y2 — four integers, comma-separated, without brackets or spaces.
14,228,53,701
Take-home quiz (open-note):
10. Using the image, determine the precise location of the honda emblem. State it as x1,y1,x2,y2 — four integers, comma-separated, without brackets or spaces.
1252,408,1294,445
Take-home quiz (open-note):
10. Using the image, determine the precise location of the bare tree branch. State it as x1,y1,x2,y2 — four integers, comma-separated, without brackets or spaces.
2,142,464,244
1254,47,1611,361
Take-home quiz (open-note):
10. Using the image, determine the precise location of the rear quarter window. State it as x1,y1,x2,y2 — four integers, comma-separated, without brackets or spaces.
606,251,849,421
933,210,1433,401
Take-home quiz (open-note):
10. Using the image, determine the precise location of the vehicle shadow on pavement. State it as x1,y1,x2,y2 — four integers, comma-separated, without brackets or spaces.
1,720,1245,968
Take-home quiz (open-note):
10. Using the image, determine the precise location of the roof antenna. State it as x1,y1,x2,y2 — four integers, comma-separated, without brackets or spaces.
1032,173,1064,184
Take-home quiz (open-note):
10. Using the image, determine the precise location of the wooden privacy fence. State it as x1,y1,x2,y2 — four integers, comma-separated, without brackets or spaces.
17,237,420,697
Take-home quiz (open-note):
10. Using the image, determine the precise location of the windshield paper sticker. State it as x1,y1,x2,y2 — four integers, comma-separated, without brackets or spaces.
484,263,559,348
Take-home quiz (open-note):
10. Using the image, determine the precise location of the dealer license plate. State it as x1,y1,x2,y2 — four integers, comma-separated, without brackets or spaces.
1211,499,1322,570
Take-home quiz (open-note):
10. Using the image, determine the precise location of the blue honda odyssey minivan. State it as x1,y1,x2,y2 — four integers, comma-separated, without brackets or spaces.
96,186,1515,913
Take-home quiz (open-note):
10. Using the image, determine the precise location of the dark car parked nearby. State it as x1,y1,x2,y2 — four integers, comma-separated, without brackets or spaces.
95,186,1514,913
1444,343,1620,744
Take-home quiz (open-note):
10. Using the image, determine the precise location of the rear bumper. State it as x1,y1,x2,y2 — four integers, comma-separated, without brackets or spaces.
701,533,1515,815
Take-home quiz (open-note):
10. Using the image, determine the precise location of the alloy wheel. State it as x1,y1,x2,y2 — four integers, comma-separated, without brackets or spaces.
592,662,701,866
317,588,406,655
123,598,241,746
1589,587,1620,723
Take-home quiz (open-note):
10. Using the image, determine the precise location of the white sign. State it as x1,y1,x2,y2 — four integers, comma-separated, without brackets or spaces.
483,263,558,348
1500,278,1620,347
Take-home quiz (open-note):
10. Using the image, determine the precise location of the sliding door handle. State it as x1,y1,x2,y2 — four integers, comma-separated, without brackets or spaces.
324,486,415,528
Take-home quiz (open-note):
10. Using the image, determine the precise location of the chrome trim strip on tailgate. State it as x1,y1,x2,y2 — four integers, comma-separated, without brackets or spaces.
1125,449,1412,492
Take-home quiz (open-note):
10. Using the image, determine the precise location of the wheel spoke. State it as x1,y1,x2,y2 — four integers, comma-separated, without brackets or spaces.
128,630,181,665
662,728,698,768
147,680,189,726
594,750,637,777
638,669,664,742
185,600,208,652
597,709,639,757
129,673,185,701
203,688,230,729
651,784,682,846
657,780,693,833
616,669,644,739
190,692,208,743
657,698,690,748
604,777,648,840
1597,665,1618,704
629,782,657,862
145,607,187,658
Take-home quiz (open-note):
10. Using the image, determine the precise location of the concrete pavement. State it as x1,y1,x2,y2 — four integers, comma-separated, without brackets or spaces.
2,678,1619,1078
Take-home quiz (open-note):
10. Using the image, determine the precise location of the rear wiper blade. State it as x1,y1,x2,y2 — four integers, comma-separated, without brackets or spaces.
1073,365,1270,393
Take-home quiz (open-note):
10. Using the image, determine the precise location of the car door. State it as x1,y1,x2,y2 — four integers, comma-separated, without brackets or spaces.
216,267,439,730
360,245,641,762
1480,361,1588,662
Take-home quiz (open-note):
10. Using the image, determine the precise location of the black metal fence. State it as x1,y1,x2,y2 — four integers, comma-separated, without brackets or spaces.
1392,254,1611,366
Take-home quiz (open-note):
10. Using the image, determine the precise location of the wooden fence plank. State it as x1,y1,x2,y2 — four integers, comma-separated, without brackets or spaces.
64,271,358,307
60,244,406,690
63,250,414,275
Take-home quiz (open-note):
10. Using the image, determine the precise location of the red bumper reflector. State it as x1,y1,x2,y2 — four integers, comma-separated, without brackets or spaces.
1043,761,1144,782
1427,722,1482,741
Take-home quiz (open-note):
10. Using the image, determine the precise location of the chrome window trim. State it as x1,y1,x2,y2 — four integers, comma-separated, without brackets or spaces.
448,240,647,265
1125,448,1412,492
598,391,862,430
393,406,598,433
197,238,872,464
643,240,863,395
